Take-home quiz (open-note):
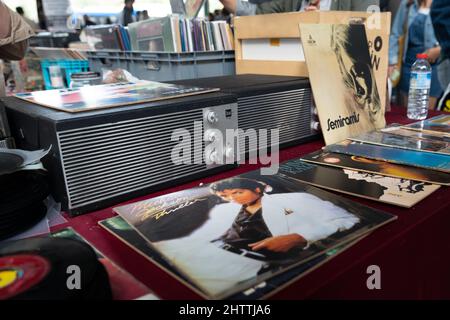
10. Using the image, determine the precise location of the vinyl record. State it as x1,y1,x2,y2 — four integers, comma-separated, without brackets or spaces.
0,254,51,300
0,171,49,215
0,152,23,175
0,202,48,241
0,237,112,300
0,171,50,241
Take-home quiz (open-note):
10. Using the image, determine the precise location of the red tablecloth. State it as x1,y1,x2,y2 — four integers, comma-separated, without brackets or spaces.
52,107,450,300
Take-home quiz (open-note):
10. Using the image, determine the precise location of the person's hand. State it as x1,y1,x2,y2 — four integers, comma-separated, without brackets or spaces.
305,5,319,11
249,234,307,253
388,64,401,83
425,47,441,64
305,0,320,11
388,65,397,78
219,0,237,14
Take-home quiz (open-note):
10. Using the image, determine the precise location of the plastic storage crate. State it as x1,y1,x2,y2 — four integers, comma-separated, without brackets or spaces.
86,50,235,82
41,59,89,90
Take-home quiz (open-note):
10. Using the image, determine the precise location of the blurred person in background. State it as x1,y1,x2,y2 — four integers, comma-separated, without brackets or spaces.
431,0,450,89
219,0,380,16
15,6,39,31
36,0,47,30
141,10,149,20
119,0,136,26
213,9,222,20
389,0,442,110
1,2,33,61
221,8,232,24
1,1,34,96
83,14,97,26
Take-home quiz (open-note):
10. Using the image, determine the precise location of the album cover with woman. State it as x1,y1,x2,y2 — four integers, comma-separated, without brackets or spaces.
114,171,395,299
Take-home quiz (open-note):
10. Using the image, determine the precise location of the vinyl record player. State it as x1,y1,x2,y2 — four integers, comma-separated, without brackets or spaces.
2,92,238,215
3,76,319,216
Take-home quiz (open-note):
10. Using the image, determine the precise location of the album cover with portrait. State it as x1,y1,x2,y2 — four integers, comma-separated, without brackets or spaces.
301,150,450,186
99,215,362,300
299,23,386,145
113,170,395,299
325,140,450,173
279,159,440,208
349,131,450,155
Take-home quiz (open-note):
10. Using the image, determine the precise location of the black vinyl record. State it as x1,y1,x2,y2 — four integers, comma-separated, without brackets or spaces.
0,171,50,241
0,152,23,175
0,202,48,241
0,237,112,300
0,171,49,214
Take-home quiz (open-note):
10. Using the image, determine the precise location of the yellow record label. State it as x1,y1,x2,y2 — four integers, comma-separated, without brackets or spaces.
0,269,19,289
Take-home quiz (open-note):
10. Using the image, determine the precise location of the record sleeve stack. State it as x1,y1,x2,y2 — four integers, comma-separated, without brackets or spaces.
128,15,234,52
295,24,449,207
30,47,87,60
290,115,450,208
103,167,396,300
0,148,51,241
0,171,49,241
85,25,132,51
84,16,234,53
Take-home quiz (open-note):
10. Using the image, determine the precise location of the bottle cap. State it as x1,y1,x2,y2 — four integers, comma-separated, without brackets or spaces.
417,53,428,59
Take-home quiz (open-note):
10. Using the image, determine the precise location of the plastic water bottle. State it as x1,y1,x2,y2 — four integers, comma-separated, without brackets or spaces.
407,53,431,120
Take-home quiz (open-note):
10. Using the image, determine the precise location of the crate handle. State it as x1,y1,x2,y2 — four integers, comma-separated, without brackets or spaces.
146,61,160,71
99,58,113,67
95,52,112,58
140,54,159,59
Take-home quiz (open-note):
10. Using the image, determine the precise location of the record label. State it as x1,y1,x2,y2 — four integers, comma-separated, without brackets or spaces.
0,255,50,299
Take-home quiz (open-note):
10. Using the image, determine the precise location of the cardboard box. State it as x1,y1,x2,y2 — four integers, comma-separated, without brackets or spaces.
234,11,391,109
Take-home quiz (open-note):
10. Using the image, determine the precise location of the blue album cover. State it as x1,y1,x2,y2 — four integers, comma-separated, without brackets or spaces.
325,140,450,173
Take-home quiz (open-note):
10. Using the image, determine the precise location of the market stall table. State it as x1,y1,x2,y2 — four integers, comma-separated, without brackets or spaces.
51,106,450,299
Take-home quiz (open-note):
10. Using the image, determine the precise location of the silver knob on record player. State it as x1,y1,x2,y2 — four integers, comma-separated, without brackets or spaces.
208,150,219,164
205,130,218,142
205,111,219,123
311,121,320,131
